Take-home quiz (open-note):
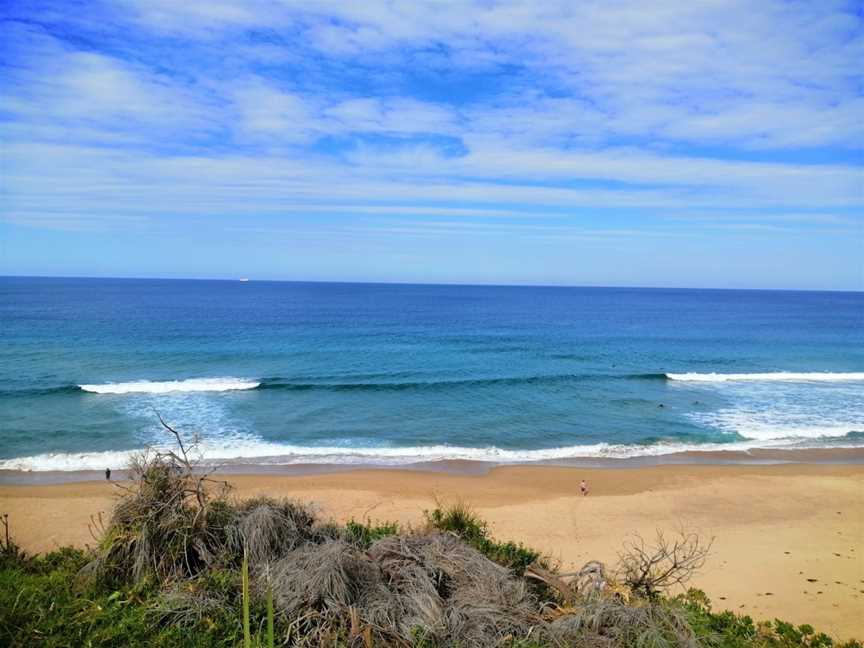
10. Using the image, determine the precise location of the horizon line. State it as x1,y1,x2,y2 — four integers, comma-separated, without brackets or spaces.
1,274,861,294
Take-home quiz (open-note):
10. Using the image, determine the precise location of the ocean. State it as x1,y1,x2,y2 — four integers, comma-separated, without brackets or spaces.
1,277,862,471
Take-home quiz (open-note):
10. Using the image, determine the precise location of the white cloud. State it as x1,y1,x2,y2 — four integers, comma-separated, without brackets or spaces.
1,26,217,142
7,1,863,151
2,0,862,240
3,140,862,239
229,80,318,141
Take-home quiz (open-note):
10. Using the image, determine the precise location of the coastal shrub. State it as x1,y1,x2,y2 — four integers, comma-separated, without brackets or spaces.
367,532,539,645
543,597,698,648
344,518,400,547
84,448,235,587
227,497,332,569
270,539,381,618
425,501,542,575
3,527,863,648
678,588,864,648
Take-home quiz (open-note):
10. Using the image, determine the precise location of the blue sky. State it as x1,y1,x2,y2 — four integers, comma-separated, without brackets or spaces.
1,1,862,289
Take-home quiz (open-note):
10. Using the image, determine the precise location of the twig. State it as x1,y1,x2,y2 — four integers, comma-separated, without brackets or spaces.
155,411,190,467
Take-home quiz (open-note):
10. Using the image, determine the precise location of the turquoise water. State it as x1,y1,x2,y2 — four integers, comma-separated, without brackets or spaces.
1,277,862,470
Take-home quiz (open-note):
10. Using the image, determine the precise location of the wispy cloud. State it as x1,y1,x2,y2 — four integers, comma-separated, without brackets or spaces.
1,0,862,288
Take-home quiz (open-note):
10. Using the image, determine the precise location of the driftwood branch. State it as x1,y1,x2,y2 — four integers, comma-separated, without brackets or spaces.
526,561,577,603
526,559,610,603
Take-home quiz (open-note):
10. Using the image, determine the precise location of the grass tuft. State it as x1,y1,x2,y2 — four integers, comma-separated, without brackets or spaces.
344,518,400,548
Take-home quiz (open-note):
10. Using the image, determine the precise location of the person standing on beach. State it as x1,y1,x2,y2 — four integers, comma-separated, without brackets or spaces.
580,479,589,496
105,467,111,481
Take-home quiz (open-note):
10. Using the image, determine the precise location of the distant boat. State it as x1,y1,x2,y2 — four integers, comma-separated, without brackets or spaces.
239,278,250,282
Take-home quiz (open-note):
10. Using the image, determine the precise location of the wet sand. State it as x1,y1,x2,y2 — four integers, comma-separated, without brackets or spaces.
1,463,862,639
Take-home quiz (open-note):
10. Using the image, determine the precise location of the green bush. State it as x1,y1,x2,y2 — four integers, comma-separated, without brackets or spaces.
678,588,863,648
344,518,400,548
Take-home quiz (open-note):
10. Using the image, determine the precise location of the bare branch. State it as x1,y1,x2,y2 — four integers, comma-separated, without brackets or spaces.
616,527,713,599
155,410,190,467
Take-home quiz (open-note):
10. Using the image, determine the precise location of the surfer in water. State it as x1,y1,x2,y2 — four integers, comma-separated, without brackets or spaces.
105,467,111,481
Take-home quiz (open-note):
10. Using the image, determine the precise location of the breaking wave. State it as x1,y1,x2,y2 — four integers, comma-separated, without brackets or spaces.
3,373,673,398
666,372,864,383
78,378,261,394
2,434,861,472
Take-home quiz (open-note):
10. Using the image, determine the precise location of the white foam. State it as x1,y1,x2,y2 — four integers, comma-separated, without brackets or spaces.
704,420,859,441
666,372,864,383
691,409,863,441
1,436,857,472
79,378,261,394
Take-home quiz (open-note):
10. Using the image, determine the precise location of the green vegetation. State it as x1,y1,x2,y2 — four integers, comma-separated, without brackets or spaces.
343,519,400,548
0,547,242,646
242,552,251,647
1,447,861,648
677,589,861,648
3,539,861,648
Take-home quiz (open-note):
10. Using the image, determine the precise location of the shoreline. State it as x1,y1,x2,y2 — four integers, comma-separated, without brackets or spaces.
2,445,863,486
1,462,862,638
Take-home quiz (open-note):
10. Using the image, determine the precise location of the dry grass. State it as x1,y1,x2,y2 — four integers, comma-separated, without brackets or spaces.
545,598,698,648
227,497,338,570
80,437,714,647
369,533,539,646
83,452,234,586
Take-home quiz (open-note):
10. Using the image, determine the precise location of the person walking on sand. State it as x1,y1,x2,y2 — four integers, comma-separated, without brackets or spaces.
580,479,589,496
105,467,111,481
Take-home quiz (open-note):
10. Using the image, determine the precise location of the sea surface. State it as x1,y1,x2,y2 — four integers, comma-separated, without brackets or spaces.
1,277,862,471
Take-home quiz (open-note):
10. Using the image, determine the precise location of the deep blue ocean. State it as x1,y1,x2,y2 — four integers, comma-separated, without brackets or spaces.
1,277,862,471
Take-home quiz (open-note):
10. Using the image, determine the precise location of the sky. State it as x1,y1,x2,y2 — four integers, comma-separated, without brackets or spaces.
1,1,862,290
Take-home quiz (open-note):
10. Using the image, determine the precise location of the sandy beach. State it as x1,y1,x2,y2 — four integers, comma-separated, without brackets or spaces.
1,463,862,639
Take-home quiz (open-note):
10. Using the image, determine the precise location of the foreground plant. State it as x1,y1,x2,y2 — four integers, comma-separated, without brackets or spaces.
84,415,234,587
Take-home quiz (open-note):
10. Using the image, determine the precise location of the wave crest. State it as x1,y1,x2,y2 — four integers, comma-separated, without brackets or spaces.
2,373,669,398
666,372,864,383
79,378,261,394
